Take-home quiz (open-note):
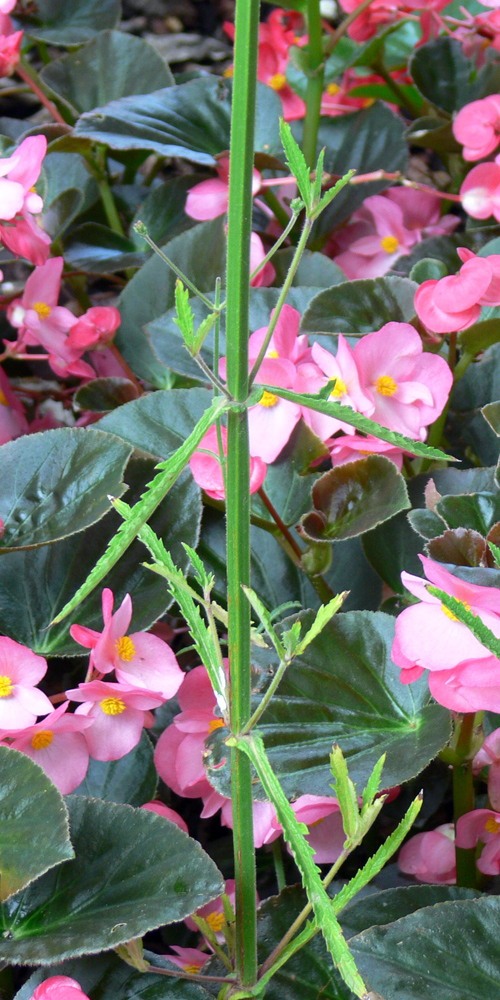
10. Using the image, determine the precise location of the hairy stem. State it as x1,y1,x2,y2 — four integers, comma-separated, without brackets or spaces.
453,712,479,889
302,0,325,170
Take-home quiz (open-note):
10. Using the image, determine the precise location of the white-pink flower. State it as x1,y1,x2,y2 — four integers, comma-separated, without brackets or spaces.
329,433,404,470
189,425,267,500
70,588,184,700
0,637,52,729
2,701,92,794
296,336,373,441
453,95,500,161
65,679,164,760
185,156,261,220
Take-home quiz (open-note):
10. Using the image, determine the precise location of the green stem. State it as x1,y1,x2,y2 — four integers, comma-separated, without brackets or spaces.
453,712,478,889
94,145,126,237
453,348,475,384
225,0,260,987
262,187,292,229
249,207,301,281
272,838,287,893
302,0,325,171
249,218,312,384
137,227,218,311
323,0,375,56
371,59,421,118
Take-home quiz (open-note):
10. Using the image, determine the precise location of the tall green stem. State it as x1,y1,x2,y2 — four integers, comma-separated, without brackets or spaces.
453,712,478,889
225,0,260,987
302,0,324,171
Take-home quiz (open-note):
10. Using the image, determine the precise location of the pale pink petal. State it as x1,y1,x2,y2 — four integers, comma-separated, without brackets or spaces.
115,631,184,700
185,178,229,220
141,800,188,833
0,178,24,219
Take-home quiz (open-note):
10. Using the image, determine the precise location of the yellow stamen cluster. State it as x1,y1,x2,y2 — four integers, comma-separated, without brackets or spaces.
259,390,278,408
380,235,399,254
32,301,51,318
269,73,286,91
205,911,225,933
208,718,225,733
223,66,234,78
330,378,346,398
0,675,13,697
441,600,471,622
0,389,7,406
375,375,397,397
100,696,126,715
115,635,136,661
31,730,54,750
326,82,341,96
485,817,500,834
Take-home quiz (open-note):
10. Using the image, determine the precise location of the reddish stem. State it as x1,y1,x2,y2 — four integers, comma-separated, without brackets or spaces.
16,62,67,125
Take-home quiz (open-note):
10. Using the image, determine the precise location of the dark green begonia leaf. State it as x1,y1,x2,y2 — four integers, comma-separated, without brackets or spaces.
15,953,213,1000
0,461,200,656
131,176,199,249
22,0,121,45
458,318,500,355
410,37,477,113
71,730,157,806
271,248,346,288
251,419,327,528
350,895,500,999
434,492,500,535
205,610,451,798
405,116,462,155
0,428,132,552
341,885,480,940
300,276,418,336
409,258,448,284
74,77,282,164
98,388,213,459
300,456,410,542
74,378,139,413
63,224,147,273
0,747,73,902
0,796,223,964
40,31,174,116
42,188,84,240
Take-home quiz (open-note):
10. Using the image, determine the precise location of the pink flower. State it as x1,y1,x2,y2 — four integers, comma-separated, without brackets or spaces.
165,947,208,974
248,304,309,365
0,637,52,729
249,231,275,288
352,322,452,440
141,800,188,833
70,588,184,700
0,136,51,265
415,248,500,333
154,664,221,799
185,156,261,221
329,434,404,470
0,363,28,443
332,189,459,280
460,159,500,221
65,679,164,760
2,702,92,794
473,727,500,810
296,336,373,441
66,306,120,351
0,28,21,76
201,789,281,848
0,209,51,266
224,15,306,120
0,1,17,12
453,95,500,161
290,795,346,863
185,878,259,942
398,823,456,884
392,555,500,712
29,977,91,1000
190,425,267,500
456,809,500,875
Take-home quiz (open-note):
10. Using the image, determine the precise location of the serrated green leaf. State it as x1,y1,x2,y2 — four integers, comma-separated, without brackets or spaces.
294,593,346,655
330,745,359,841
261,385,455,461
427,585,500,659
242,586,286,659
361,754,386,810
489,540,500,569
279,118,312,210
173,278,195,348
311,169,355,220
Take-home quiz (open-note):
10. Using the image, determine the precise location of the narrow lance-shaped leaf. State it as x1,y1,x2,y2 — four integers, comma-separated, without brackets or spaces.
427,586,500,659
50,397,228,625
311,169,355,221
173,278,195,349
261,384,456,461
280,118,312,210
231,733,370,999
330,745,359,842
242,585,286,659
294,593,346,656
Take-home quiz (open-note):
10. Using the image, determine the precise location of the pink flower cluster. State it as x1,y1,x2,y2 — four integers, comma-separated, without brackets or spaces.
392,556,500,713
28,977,91,1000
215,305,452,469
0,135,51,266
0,589,184,793
190,425,267,499
415,248,500,334
6,257,120,378
338,0,448,44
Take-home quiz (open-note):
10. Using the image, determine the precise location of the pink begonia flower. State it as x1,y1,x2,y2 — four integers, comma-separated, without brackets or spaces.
352,322,452,440
66,679,164,760
392,555,500,712
66,306,120,351
453,95,500,161
1,702,92,794
0,636,52,729
460,159,500,221
398,823,456,884
0,28,21,76
29,977,91,1000
141,799,188,833
248,304,309,365
295,337,373,441
70,588,184,700
154,663,222,799
249,231,275,288
201,788,282,847
0,210,51,266
0,362,28,443
224,18,306,121
289,795,346,864
185,156,261,221
0,136,51,265
185,878,259,941
190,425,267,500
165,946,209,974
332,189,459,280
415,248,500,333
473,727,500,810
0,0,17,12
456,808,500,874
329,433,404,471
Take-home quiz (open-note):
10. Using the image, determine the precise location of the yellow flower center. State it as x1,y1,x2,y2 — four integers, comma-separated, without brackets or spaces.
208,718,225,733
375,375,397,397
100,696,126,715
363,97,375,107
223,66,234,78
32,301,51,318
309,816,326,827
31,730,54,750
267,349,279,358
441,600,471,622
115,635,136,662
0,390,7,406
205,911,225,933
485,817,500,834
0,675,13,697
183,964,203,973
269,73,287,91
330,378,346,398
259,390,278,408
380,235,400,254
326,82,341,96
